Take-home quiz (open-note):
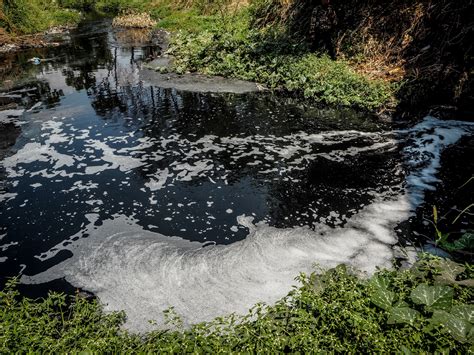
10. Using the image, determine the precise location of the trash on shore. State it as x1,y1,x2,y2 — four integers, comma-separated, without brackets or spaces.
28,57,42,65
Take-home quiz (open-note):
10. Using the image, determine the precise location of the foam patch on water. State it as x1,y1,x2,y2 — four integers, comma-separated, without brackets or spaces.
0,191,17,202
401,117,474,207
0,116,395,205
0,109,25,125
24,196,405,332
21,116,474,332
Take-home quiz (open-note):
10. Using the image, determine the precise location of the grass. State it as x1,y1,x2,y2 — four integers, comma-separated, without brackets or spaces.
154,8,218,32
1,256,473,352
0,0,82,34
166,13,396,111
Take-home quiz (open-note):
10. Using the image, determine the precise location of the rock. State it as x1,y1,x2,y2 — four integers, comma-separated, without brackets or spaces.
421,244,452,259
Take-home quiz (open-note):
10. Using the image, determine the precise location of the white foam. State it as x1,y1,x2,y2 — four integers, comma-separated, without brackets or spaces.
2,116,397,191
0,192,17,203
145,168,171,191
86,140,145,172
23,195,405,332
2,140,76,179
68,180,99,192
401,117,474,208
0,109,24,124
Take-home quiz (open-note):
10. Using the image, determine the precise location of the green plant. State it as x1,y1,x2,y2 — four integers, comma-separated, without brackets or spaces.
430,177,473,254
1,0,81,34
370,265,473,343
167,12,395,111
1,257,473,352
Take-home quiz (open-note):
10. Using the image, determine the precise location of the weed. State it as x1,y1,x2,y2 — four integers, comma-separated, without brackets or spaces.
1,257,473,352
429,177,474,255
168,16,395,111
1,0,81,34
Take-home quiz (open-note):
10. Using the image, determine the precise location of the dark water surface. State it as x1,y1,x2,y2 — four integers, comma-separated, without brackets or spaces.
0,21,472,330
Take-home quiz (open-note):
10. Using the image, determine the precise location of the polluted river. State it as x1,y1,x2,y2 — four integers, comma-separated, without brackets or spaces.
0,21,473,332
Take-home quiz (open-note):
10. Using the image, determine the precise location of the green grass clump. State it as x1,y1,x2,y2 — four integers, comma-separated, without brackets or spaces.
1,0,81,34
167,16,395,111
154,7,218,32
93,0,148,14
1,257,473,352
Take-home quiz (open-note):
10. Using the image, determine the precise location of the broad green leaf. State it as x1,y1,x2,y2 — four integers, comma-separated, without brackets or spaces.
431,310,452,326
369,275,390,290
451,305,474,323
440,233,474,252
387,307,420,325
445,317,472,343
433,260,465,285
431,259,474,286
434,259,465,278
395,300,410,308
410,284,453,310
371,289,395,310
311,274,326,294
431,310,472,343
399,345,412,355
468,326,474,344
453,233,474,251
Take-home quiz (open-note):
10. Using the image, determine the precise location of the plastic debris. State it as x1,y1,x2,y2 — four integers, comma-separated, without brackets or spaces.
28,57,41,65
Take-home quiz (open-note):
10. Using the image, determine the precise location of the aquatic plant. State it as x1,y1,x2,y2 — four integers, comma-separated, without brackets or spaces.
1,257,473,352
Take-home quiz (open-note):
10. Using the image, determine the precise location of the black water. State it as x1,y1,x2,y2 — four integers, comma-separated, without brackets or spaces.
0,21,472,293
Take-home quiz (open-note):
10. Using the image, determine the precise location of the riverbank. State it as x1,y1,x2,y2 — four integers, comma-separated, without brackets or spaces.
0,1,403,113
137,2,396,113
2,1,471,116
2,257,473,352
0,26,77,53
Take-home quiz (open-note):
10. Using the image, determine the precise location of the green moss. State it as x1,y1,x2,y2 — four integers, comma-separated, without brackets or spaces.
1,257,473,352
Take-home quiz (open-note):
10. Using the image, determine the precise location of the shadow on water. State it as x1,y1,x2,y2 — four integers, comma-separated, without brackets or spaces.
0,20,472,302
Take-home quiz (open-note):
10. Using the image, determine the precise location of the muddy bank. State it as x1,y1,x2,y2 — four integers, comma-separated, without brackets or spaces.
140,37,263,93
140,67,263,94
